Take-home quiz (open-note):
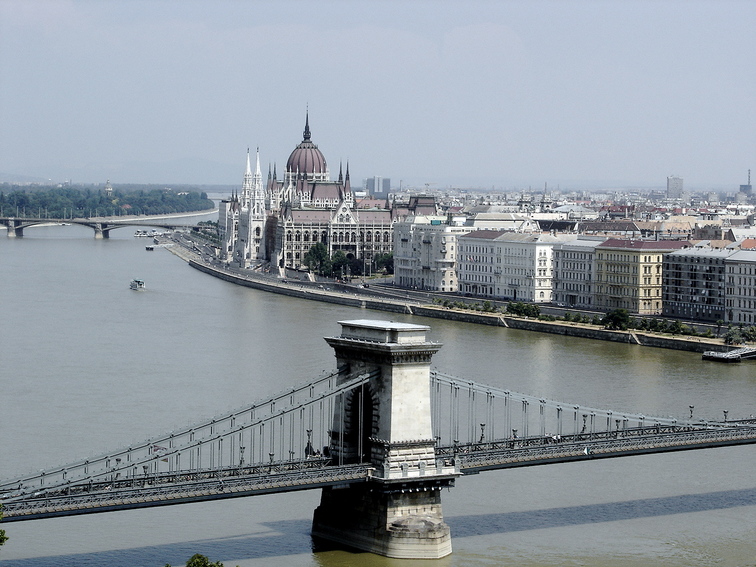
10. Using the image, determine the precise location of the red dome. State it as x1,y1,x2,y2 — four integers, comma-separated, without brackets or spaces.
286,114,327,176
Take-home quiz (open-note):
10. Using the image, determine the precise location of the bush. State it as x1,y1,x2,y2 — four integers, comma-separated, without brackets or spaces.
506,302,540,318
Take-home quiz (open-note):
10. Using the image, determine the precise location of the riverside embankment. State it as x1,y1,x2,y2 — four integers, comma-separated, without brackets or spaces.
166,240,732,356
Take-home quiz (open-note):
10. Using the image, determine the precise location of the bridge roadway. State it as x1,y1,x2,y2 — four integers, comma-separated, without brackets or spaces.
4,421,755,521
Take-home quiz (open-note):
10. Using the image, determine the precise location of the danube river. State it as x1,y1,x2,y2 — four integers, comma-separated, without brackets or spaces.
1,223,754,567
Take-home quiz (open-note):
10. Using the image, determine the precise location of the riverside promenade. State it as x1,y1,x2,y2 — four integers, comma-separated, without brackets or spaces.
164,237,733,356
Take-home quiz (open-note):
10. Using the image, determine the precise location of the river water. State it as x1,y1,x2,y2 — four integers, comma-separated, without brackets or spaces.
1,223,754,567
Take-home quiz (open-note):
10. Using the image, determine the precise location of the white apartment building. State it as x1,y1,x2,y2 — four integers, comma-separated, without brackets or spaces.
551,238,604,308
393,212,535,292
456,231,563,302
725,249,756,325
393,215,471,291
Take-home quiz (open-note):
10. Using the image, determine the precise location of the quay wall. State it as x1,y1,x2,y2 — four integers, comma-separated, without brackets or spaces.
185,258,731,356
412,306,728,353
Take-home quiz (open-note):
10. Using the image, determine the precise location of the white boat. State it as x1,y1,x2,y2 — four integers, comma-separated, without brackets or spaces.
130,279,146,290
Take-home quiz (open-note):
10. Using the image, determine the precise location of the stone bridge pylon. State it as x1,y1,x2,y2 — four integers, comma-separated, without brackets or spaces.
312,319,458,559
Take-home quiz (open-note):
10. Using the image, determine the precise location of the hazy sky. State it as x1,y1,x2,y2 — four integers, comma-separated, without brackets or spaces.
1,0,754,190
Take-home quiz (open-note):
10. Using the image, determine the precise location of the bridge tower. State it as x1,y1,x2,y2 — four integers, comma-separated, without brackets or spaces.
312,319,457,559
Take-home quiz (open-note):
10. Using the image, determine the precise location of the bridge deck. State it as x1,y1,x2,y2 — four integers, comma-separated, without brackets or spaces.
1,463,372,521
3,423,754,521
444,423,756,473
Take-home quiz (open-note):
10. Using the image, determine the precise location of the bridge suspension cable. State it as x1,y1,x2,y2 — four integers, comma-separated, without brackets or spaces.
430,371,711,449
0,368,378,501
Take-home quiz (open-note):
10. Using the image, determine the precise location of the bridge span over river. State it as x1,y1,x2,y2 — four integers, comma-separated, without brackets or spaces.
2,320,754,559
0,213,214,238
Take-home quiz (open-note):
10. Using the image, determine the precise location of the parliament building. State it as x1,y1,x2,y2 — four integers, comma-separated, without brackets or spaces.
220,114,395,274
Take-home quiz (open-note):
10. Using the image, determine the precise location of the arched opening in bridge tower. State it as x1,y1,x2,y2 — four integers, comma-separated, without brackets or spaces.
346,385,375,464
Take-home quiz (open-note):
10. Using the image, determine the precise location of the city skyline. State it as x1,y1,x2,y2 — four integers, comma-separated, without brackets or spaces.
1,0,754,189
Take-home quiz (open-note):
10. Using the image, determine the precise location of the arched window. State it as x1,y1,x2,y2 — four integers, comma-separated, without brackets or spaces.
383,231,390,243
295,231,301,242
286,231,292,242
304,231,310,241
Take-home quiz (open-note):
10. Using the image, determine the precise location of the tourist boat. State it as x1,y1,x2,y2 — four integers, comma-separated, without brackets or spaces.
129,279,146,290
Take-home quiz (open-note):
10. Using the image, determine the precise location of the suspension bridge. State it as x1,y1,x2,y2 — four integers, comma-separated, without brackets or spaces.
2,319,755,559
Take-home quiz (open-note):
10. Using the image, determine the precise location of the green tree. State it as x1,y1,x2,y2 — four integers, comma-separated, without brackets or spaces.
186,554,224,567
164,553,227,567
715,319,725,338
303,242,331,276
743,325,756,343
347,256,363,277
375,252,394,274
601,309,631,331
0,504,8,547
668,320,684,335
506,302,540,318
723,326,744,345
331,250,349,278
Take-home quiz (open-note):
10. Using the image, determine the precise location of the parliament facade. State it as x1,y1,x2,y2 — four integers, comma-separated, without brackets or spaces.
220,114,394,273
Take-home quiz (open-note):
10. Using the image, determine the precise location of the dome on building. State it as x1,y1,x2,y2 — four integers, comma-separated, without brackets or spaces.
286,113,327,176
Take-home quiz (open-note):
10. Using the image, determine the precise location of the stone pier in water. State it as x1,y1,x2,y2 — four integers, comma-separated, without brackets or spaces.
311,319,458,559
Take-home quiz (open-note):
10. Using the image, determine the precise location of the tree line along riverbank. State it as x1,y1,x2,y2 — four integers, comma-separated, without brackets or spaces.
0,184,215,218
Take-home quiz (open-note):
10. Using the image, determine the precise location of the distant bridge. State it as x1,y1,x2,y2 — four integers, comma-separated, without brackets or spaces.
2,320,754,559
0,212,216,238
